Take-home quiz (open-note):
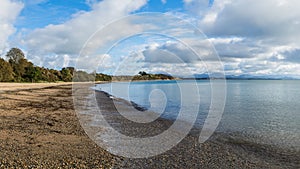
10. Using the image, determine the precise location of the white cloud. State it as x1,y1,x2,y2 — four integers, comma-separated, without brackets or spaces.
18,0,300,78
0,0,24,55
111,38,224,77
24,0,147,58
208,37,243,44
181,0,300,77
77,54,116,72
142,42,200,63
199,0,300,42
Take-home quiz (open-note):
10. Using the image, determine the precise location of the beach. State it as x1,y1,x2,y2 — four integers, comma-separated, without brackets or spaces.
0,83,299,168
0,83,114,168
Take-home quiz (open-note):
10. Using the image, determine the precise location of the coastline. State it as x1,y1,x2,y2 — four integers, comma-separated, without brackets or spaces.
81,88,299,168
0,83,298,168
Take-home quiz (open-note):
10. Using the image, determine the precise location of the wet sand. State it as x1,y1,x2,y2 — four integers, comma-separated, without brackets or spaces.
0,83,299,168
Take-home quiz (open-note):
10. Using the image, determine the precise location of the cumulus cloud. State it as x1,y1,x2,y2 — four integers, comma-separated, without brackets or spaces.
23,0,147,63
211,38,264,59
16,0,300,78
0,0,24,55
71,12,225,76
199,0,300,42
112,38,223,77
27,0,146,53
182,0,300,77
142,42,200,63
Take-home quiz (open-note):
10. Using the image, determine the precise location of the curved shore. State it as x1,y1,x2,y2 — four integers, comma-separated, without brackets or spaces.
0,83,299,168
76,84,300,168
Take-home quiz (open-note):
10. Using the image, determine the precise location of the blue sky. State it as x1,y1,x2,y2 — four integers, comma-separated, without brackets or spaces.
1,0,300,78
16,0,188,29
17,0,91,29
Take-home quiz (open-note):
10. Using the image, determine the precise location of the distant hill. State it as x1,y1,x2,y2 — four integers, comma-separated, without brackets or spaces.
186,73,299,80
132,71,175,81
112,71,176,81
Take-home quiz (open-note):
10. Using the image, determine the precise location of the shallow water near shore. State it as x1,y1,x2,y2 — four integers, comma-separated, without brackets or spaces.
95,80,300,153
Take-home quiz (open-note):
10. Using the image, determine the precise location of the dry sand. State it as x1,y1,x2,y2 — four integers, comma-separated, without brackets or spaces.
0,82,74,92
0,83,114,168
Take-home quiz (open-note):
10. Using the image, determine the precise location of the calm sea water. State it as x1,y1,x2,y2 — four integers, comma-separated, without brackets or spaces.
95,80,300,151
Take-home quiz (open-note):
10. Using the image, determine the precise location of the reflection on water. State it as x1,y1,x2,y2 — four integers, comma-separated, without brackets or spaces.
96,80,300,151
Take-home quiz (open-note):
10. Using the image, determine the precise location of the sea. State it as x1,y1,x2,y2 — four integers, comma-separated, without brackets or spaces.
95,80,300,152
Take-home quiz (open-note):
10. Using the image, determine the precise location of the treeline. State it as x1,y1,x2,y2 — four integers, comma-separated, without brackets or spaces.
0,48,112,82
0,48,175,83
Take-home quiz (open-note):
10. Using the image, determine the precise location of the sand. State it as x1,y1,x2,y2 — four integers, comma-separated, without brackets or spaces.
0,83,114,168
0,82,74,92
0,83,299,168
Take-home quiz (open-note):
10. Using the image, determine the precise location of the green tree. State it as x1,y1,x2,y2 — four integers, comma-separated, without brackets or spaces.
0,58,14,82
2,48,113,83
48,69,61,82
23,66,42,82
95,73,112,81
6,48,33,82
60,67,74,82
6,47,25,64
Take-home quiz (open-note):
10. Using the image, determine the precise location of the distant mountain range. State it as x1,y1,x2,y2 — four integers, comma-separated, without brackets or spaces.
182,73,299,80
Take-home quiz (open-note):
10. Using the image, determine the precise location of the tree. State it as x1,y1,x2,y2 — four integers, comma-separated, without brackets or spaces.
5,48,33,82
23,66,42,82
60,67,74,82
0,58,14,82
95,73,112,81
48,69,61,82
9,58,33,82
138,71,148,76
6,47,25,64
2,48,113,82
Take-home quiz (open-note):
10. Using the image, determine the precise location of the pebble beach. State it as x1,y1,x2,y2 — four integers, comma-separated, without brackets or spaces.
0,83,298,168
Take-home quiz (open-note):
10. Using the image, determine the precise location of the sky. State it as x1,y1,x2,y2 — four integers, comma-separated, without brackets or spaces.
0,0,300,78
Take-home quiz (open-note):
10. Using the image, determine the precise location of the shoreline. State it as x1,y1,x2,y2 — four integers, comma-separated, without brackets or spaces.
80,88,299,168
1,83,298,168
